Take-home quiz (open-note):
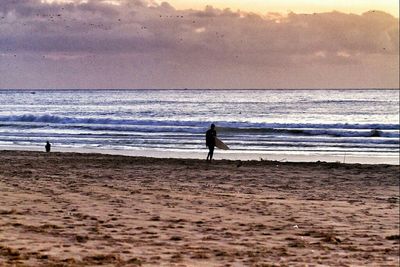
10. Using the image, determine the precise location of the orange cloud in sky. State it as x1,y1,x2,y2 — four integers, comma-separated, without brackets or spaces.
163,0,399,17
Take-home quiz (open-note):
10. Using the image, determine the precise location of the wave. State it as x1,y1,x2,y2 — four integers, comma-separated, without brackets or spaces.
0,129,399,145
0,114,399,140
0,114,399,130
1,122,399,139
218,127,399,138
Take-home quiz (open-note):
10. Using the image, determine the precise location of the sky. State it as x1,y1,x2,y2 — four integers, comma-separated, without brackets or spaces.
0,0,398,89
163,0,399,17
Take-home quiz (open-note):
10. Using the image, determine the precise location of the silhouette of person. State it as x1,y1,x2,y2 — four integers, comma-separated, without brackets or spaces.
45,141,51,153
206,123,217,161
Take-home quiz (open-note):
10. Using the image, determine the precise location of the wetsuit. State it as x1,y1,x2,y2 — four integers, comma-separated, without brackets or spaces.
206,128,216,160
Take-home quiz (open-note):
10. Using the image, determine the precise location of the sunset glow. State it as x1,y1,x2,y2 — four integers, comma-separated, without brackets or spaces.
164,0,399,17
0,0,398,89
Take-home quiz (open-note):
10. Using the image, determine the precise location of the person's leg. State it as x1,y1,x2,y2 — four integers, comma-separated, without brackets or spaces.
207,146,212,160
209,146,214,160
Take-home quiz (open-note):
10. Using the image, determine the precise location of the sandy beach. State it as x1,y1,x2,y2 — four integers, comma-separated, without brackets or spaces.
0,150,399,266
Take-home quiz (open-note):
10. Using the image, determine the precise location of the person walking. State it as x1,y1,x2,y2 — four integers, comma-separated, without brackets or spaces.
205,123,217,161
45,141,51,153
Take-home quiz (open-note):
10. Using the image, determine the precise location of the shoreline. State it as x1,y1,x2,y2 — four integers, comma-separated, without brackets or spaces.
0,145,399,165
1,149,396,167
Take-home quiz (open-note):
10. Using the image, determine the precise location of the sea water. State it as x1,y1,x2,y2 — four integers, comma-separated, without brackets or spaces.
0,89,399,162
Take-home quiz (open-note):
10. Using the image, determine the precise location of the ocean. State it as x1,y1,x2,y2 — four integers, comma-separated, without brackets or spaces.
0,89,399,162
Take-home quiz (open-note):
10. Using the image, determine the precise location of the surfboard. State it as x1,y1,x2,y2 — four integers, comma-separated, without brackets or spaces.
215,137,229,150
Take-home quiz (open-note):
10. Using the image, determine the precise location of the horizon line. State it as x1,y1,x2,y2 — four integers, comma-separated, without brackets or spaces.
1,88,399,91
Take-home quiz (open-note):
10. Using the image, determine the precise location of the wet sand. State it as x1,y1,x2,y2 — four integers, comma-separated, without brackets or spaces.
1,145,399,165
0,150,399,266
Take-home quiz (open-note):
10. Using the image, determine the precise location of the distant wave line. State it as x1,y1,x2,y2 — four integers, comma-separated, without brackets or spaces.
0,114,399,130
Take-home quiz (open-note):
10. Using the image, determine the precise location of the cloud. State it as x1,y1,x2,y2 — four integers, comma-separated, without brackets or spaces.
0,0,398,88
